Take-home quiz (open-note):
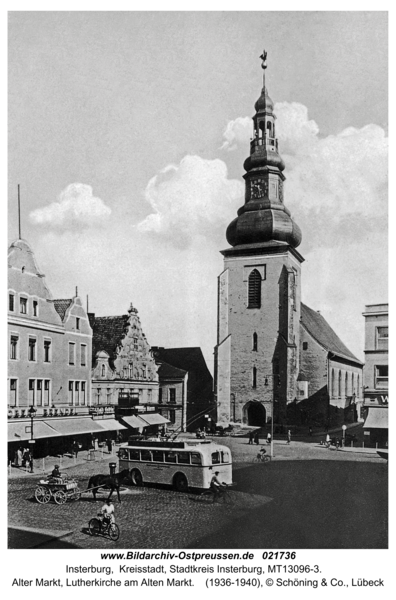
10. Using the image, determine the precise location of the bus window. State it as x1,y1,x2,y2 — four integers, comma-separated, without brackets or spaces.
141,450,152,462
191,452,202,465
165,451,177,463
129,449,140,461
221,450,230,463
177,453,190,464
211,451,220,465
152,450,164,462
119,448,128,460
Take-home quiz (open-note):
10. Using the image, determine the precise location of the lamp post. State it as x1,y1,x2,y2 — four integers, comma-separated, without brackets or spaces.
264,374,280,459
28,406,37,472
342,424,347,448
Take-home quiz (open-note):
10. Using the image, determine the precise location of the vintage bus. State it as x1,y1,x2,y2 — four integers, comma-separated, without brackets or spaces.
118,439,233,492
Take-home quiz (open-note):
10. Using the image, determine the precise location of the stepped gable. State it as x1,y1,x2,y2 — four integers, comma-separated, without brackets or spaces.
91,314,130,368
301,303,362,364
52,299,73,322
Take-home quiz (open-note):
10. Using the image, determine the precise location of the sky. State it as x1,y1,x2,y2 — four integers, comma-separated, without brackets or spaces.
8,11,388,370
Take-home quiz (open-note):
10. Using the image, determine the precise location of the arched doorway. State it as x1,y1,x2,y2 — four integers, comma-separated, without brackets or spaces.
244,401,266,426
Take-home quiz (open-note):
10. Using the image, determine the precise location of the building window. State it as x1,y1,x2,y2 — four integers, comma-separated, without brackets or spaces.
36,379,43,406
338,371,342,397
356,374,360,398
44,340,51,363
375,365,388,389
69,342,75,365
101,364,106,377
68,381,73,405
252,366,257,388
169,409,176,424
248,269,261,308
9,294,15,312
81,344,86,366
44,380,50,406
303,342,308,350
28,338,37,361
75,381,80,405
81,381,86,405
10,335,18,360
129,363,133,378
158,388,163,404
20,297,27,314
33,300,38,316
253,332,258,351
9,379,17,407
76,317,80,330
376,327,388,350
169,388,176,404
331,369,335,398
28,379,35,405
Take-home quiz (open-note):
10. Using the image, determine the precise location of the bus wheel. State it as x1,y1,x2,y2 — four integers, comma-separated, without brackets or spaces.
131,469,143,486
174,473,188,492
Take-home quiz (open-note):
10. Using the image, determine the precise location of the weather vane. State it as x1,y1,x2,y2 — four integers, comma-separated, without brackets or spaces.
260,50,267,70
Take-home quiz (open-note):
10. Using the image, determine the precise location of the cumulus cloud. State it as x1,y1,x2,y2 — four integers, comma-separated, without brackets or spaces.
220,116,251,150
138,155,243,244
29,183,112,230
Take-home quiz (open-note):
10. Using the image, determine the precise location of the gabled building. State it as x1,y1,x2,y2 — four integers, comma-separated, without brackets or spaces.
90,303,160,409
151,347,215,432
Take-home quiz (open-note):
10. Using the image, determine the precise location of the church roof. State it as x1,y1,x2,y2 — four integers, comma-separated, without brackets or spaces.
91,315,130,364
301,303,362,365
52,299,73,321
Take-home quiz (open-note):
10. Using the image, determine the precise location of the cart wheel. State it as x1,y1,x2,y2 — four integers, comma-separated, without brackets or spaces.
54,490,67,505
109,523,120,541
35,486,49,504
89,518,101,536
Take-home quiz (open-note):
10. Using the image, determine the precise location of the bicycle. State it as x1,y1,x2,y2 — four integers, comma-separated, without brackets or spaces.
253,448,271,463
89,514,120,541
200,483,233,505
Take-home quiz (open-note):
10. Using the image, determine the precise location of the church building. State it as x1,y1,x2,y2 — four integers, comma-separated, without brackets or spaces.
214,52,363,428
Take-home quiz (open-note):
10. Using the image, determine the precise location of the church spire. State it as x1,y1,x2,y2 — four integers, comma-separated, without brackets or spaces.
226,51,302,249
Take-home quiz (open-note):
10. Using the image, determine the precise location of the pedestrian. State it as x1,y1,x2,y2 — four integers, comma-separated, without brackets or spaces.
326,433,331,449
106,438,112,453
22,447,30,468
248,431,254,445
336,438,340,451
72,440,79,458
24,449,32,472
287,429,291,444
309,426,313,436
254,431,260,445
17,447,23,467
267,432,272,445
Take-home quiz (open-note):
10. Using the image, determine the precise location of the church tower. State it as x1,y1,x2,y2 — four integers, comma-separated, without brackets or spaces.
215,51,304,427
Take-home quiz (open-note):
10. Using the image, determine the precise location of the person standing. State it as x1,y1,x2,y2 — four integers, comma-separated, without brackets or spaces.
72,440,79,458
267,432,272,445
326,433,331,448
248,431,254,445
287,429,291,444
254,431,260,445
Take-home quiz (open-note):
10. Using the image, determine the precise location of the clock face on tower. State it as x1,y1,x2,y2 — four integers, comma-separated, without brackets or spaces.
249,177,268,200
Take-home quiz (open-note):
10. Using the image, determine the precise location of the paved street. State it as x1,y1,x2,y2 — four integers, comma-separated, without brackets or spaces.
8,437,387,549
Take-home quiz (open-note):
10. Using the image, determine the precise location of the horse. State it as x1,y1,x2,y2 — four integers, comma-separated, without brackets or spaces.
87,469,130,503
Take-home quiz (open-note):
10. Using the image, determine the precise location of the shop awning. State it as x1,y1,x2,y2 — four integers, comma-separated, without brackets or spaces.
138,413,170,426
47,417,105,436
363,408,388,429
95,419,127,431
121,415,148,429
8,420,61,443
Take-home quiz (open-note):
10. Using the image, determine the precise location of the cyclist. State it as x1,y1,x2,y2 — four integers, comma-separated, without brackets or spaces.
100,498,115,525
210,471,225,498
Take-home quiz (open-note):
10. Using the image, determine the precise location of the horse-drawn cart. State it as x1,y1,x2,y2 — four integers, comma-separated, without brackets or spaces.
34,477,81,504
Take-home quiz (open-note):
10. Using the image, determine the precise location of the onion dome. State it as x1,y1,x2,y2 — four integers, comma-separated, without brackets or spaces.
225,51,301,249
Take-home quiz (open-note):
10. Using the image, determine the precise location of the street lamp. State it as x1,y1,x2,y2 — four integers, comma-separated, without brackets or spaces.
28,406,37,472
342,424,347,448
264,374,280,459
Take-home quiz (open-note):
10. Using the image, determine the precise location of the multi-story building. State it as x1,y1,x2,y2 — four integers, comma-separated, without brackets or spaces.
8,238,123,458
362,304,388,446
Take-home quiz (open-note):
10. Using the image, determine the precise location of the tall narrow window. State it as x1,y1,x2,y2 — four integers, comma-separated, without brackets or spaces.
68,381,73,405
44,380,50,406
169,388,176,404
28,338,36,361
101,364,106,377
80,344,86,367
357,374,360,398
36,379,43,406
351,373,355,395
10,335,18,360
33,300,38,316
76,317,80,330
28,379,35,405
9,294,15,312
75,381,80,405
376,327,388,350
20,297,27,314
338,371,342,398
44,340,51,363
248,269,261,308
81,381,86,405
253,332,258,351
345,372,348,397
169,409,176,424
129,363,133,378
9,379,17,407
68,342,75,365
252,366,257,388
158,388,163,404
331,369,335,399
